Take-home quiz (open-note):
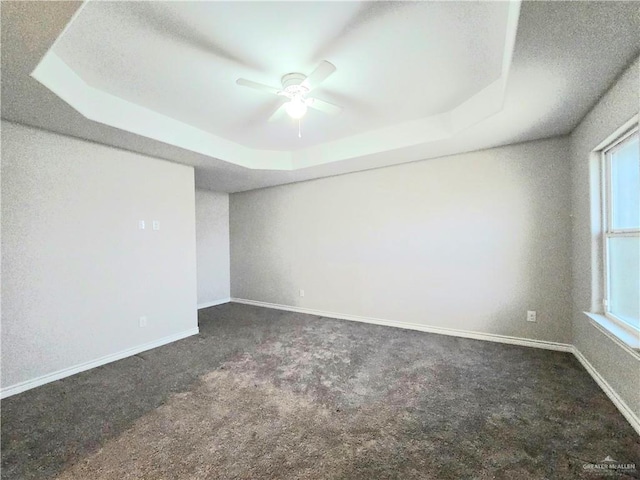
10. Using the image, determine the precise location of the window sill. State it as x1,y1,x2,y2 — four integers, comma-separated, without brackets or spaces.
584,312,640,359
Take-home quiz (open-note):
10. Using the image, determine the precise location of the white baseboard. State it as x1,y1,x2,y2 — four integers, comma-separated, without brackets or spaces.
572,347,640,436
230,298,573,352
5,299,638,437
198,297,231,309
0,327,200,399
232,298,640,436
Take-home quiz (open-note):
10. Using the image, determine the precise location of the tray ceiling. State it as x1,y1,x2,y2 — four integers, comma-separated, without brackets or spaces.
2,1,639,191
33,0,518,170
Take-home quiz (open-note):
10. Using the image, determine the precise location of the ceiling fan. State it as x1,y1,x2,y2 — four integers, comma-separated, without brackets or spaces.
236,60,342,123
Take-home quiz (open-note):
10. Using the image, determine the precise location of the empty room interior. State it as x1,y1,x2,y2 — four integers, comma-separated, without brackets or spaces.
1,1,639,478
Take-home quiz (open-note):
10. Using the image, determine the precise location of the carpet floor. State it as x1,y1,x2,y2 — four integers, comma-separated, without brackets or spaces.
1,303,639,479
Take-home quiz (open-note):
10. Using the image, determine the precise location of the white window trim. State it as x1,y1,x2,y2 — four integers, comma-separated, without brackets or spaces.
591,121,640,351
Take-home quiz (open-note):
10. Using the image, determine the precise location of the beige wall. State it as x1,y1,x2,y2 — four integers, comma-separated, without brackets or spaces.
570,57,640,416
1,121,198,390
231,137,572,344
195,189,230,307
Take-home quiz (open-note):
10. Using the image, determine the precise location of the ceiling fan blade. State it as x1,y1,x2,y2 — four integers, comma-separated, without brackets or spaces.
301,60,336,91
268,103,287,123
236,78,281,96
307,98,342,115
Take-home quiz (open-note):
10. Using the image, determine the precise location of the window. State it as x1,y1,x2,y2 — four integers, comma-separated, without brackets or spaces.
602,127,640,334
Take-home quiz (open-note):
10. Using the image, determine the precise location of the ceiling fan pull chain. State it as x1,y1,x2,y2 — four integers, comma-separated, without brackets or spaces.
298,119,302,138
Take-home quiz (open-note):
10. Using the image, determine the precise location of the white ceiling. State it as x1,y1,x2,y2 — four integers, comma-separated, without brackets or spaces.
1,1,639,192
52,1,509,151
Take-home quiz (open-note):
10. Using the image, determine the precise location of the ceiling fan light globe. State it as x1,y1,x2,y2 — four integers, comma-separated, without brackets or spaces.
285,99,307,119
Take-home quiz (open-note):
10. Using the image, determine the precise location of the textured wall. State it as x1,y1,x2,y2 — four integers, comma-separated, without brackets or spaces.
1,121,198,389
195,189,230,306
570,56,640,416
231,137,572,344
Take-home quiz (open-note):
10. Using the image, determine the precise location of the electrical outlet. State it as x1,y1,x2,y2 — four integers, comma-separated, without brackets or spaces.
299,289,305,297
139,316,148,327
152,220,160,231
138,220,145,230
527,311,537,322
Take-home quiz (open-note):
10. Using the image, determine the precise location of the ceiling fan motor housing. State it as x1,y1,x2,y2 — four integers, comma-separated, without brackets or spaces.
280,73,308,97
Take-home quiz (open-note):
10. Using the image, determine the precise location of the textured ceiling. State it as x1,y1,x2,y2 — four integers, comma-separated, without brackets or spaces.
52,1,509,151
1,1,639,192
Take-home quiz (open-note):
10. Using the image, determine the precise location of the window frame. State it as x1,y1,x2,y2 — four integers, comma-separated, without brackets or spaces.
600,126,640,336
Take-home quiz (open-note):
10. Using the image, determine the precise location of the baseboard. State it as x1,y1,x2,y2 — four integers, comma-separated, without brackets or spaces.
197,297,231,309
0,327,200,399
6,300,638,437
230,298,573,352
572,347,640,436
231,298,639,436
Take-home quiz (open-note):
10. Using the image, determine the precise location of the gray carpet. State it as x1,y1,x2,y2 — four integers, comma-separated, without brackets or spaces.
1,302,639,479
